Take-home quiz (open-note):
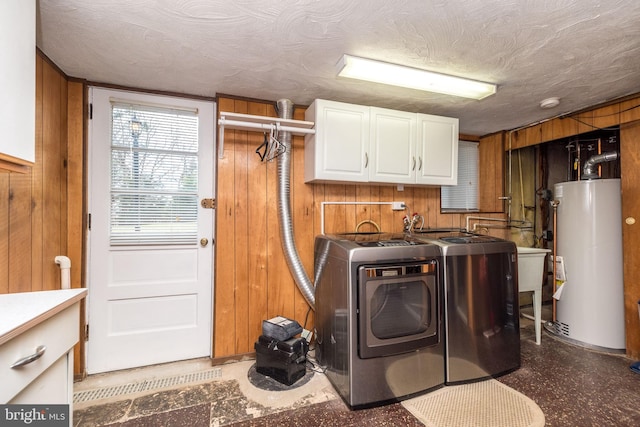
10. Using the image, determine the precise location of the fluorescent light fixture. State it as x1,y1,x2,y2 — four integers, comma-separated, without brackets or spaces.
336,54,497,100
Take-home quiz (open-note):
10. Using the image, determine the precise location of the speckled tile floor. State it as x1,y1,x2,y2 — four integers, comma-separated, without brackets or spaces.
73,306,640,426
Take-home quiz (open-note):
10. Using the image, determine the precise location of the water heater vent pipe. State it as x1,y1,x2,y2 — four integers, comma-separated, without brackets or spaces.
582,151,618,179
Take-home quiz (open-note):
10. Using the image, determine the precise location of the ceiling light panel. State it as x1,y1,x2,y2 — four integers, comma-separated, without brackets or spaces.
336,54,497,100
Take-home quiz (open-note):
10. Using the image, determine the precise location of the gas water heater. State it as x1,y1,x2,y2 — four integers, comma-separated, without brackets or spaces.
553,178,625,351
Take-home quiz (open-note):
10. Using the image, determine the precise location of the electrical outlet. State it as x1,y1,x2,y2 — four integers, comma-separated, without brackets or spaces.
392,201,405,211
301,328,313,344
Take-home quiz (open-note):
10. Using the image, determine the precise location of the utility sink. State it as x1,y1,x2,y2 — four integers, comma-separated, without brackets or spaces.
517,247,551,345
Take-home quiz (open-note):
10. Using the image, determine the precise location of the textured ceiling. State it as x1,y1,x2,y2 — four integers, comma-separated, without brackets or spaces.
37,0,640,136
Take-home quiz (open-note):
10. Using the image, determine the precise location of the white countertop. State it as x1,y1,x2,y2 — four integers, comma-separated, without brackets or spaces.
0,288,87,346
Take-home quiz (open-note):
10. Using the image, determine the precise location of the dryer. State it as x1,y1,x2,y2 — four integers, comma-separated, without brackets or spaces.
314,233,444,407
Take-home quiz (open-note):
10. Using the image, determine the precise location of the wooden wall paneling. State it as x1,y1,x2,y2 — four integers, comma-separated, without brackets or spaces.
66,81,85,379
214,97,237,357
0,173,8,292
66,81,85,291
591,104,620,130
378,185,394,232
371,186,383,231
540,120,553,143
519,125,542,150
58,70,69,287
8,168,32,292
233,100,250,354
424,187,439,229
247,102,269,351
323,184,348,235
572,111,594,135
551,116,578,141
355,182,373,232
42,60,64,289
479,132,504,213
344,184,357,232
620,121,640,359
620,97,640,124
31,55,44,291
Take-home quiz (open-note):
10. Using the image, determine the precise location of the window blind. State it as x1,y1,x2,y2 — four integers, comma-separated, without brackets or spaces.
109,102,199,246
441,141,479,212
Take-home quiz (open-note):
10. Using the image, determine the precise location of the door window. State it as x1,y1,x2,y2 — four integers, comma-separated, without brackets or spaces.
110,102,199,246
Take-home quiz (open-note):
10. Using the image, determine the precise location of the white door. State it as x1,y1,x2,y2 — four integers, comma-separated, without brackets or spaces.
87,88,215,374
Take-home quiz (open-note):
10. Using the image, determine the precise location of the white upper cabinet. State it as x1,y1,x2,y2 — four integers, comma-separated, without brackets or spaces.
0,0,35,171
369,107,416,184
305,99,458,186
416,114,459,185
304,99,370,183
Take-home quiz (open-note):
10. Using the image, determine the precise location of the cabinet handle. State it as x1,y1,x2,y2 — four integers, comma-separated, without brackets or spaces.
418,157,423,171
364,152,369,168
11,345,47,369
412,157,416,171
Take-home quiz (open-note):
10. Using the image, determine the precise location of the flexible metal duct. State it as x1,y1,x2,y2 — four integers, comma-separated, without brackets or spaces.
582,151,618,179
276,99,315,309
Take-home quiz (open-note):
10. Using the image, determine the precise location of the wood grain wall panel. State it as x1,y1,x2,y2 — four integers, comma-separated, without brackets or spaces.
620,121,640,359
42,61,64,290
591,104,620,130
214,97,237,357
67,81,85,291
377,185,394,232
620,97,640,124
540,120,553,142
479,132,504,213
551,116,579,141
233,100,250,353
67,81,85,378
0,173,7,291
8,170,32,292
246,102,269,352
31,55,44,291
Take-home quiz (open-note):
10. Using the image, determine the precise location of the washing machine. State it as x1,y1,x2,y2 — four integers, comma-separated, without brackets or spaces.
314,232,444,407
411,230,520,384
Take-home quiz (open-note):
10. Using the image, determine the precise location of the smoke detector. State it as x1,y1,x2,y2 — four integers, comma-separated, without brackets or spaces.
540,97,560,109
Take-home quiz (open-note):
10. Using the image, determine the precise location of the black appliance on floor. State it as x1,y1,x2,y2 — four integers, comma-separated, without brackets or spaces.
255,316,308,386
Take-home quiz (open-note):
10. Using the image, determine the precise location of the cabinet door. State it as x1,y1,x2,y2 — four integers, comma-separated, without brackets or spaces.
304,100,370,183
369,107,416,184
416,114,459,185
0,0,35,168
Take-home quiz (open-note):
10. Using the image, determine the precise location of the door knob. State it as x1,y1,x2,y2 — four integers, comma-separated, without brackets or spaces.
200,238,209,247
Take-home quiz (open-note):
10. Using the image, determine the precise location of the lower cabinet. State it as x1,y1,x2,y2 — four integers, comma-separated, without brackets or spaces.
10,354,72,404
1,300,80,417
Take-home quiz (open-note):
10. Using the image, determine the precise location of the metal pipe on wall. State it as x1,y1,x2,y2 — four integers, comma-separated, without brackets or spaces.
276,99,315,310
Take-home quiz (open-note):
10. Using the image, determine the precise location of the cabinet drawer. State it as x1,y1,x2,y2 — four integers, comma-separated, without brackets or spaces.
10,354,70,404
0,302,79,402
